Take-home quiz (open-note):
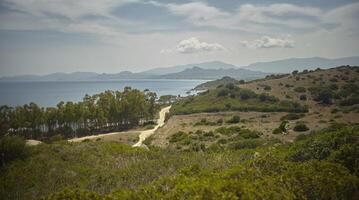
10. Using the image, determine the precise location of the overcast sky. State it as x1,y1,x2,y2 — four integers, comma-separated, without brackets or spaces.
0,0,358,76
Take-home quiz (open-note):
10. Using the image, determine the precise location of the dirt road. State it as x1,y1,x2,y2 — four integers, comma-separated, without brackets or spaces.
132,106,171,147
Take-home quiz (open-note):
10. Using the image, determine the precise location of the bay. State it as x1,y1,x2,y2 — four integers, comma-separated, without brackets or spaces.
0,79,206,107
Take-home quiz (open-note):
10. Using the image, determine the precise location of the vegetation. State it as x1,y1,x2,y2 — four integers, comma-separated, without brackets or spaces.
280,113,305,121
0,87,159,140
1,125,358,199
0,135,27,166
272,120,288,134
294,86,306,93
171,85,308,115
293,123,310,132
226,115,240,124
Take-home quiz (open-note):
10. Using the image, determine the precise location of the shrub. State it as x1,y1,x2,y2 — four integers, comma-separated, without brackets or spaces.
239,89,257,100
293,123,309,132
0,135,27,166
280,113,305,121
309,86,333,104
217,89,229,97
169,131,188,143
263,85,271,91
272,121,288,134
225,83,235,90
299,94,307,101
227,115,240,124
294,87,306,93
216,119,224,125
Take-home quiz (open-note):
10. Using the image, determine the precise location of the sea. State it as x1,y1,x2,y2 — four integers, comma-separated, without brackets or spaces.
0,79,206,107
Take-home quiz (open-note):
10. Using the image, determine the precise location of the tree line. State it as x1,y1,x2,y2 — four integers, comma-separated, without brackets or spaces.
0,87,159,140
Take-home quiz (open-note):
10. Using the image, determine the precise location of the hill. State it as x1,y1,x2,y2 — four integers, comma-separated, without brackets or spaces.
194,76,239,90
242,56,359,73
159,67,267,80
142,61,238,75
149,66,359,148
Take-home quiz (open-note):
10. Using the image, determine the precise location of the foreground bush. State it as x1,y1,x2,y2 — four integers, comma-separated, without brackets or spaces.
0,135,27,166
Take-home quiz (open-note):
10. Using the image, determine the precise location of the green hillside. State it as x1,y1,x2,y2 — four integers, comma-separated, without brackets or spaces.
1,124,358,199
171,83,308,115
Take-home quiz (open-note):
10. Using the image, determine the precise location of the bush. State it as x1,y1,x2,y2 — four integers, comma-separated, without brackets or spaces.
293,123,309,132
294,87,306,93
227,115,240,124
299,94,307,101
263,85,271,91
216,119,223,125
272,121,288,134
217,89,229,97
239,89,256,100
280,113,305,121
309,87,333,104
0,135,27,166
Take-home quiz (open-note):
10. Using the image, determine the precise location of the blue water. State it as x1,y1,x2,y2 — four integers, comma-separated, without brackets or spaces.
0,80,206,107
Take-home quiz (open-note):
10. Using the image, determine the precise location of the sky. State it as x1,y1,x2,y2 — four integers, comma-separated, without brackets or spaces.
0,0,359,76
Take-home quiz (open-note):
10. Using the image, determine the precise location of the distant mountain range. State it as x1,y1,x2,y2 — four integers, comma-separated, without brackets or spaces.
159,67,266,80
0,61,267,81
242,56,359,73
1,56,358,81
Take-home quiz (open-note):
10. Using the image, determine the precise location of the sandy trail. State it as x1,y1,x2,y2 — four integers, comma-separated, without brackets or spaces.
67,106,171,145
132,106,171,147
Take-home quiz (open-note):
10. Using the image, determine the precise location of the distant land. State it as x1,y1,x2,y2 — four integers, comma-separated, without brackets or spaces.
242,56,359,73
0,61,266,81
1,56,359,81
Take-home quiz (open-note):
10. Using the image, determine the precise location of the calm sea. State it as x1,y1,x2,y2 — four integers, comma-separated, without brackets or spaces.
0,79,206,107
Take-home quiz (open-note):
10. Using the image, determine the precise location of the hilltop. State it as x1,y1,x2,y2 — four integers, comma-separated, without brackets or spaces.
242,56,359,73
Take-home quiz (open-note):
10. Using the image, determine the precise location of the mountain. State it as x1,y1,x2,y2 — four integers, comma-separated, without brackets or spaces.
142,61,237,75
242,56,359,73
94,71,153,80
0,61,257,81
194,76,239,90
0,72,98,82
159,67,268,80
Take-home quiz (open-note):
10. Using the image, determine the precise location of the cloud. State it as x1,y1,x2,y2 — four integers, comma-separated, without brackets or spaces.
160,37,225,54
160,2,359,35
0,0,136,43
176,37,225,54
241,36,294,49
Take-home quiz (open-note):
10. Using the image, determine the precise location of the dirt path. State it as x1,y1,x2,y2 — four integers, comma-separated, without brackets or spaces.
132,106,171,147
67,106,171,146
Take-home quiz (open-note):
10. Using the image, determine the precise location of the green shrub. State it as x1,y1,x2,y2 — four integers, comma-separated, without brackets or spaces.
294,87,306,93
273,121,288,134
299,94,307,101
280,113,305,121
0,135,27,166
293,123,309,132
263,85,271,91
226,115,240,124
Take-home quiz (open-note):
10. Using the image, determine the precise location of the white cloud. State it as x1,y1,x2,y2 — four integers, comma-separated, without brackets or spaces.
160,37,225,54
161,2,359,35
176,37,225,54
241,36,295,49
